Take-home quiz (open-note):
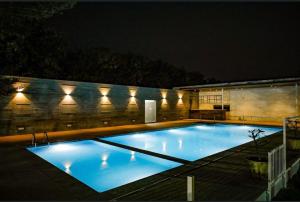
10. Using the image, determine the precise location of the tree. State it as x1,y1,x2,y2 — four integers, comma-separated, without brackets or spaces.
0,77,18,96
0,1,76,76
0,1,215,89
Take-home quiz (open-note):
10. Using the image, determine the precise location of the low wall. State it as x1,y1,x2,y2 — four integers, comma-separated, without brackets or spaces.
0,76,190,136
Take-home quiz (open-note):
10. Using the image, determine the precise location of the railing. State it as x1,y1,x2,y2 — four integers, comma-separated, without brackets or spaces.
284,115,300,181
31,130,50,147
31,132,36,147
43,131,49,145
267,144,286,200
257,115,300,201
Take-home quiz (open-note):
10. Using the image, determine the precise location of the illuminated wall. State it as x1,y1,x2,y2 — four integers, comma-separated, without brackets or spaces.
198,84,300,122
0,76,190,135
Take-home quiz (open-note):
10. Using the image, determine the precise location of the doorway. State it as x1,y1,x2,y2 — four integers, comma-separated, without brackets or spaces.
145,100,156,123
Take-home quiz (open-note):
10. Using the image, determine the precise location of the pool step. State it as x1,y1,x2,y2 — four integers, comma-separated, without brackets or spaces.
95,138,191,164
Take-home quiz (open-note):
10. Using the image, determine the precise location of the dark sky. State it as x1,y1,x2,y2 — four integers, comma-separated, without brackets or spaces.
48,2,300,82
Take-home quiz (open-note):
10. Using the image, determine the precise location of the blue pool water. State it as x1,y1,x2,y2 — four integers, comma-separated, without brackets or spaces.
102,124,281,161
28,140,181,192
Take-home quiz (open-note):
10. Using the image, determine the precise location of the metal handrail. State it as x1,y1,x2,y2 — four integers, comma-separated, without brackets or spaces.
31,132,36,147
31,130,50,146
43,131,49,145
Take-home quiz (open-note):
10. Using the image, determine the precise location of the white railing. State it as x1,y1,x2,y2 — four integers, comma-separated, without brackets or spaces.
260,115,300,201
286,158,300,180
267,144,286,200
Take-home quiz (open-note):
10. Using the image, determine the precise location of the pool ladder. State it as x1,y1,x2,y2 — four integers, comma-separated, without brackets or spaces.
32,131,49,147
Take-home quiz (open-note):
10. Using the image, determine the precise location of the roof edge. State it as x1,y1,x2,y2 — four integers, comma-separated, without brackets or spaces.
173,77,300,90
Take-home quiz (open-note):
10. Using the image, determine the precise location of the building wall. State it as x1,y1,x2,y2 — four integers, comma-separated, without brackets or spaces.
0,77,190,136
198,84,300,122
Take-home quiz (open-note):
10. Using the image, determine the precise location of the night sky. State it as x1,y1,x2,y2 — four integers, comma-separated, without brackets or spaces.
48,2,300,82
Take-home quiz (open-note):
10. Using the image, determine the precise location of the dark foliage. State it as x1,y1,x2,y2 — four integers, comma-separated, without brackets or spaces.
0,1,216,89
248,129,265,159
0,77,18,96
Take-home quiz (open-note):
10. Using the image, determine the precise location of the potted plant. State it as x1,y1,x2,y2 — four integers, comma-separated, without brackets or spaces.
287,120,300,150
247,129,268,177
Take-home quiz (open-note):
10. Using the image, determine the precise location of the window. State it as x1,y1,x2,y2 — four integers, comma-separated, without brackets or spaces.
200,95,222,104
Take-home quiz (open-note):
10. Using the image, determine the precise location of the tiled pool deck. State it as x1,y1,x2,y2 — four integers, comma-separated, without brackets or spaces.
1,120,297,201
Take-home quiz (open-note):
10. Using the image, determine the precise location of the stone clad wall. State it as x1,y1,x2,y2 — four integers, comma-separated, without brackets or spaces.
229,85,299,122
0,76,190,135
198,84,300,122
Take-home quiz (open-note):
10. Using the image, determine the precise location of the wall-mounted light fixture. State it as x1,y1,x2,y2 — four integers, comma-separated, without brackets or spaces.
177,91,184,99
177,91,184,106
13,81,29,93
100,95,111,105
129,87,137,97
99,87,110,96
16,85,24,92
128,87,137,106
98,87,112,106
161,90,167,99
61,84,76,95
60,85,76,105
160,90,168,107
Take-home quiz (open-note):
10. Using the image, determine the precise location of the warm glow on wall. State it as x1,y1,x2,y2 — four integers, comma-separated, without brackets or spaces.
100,95,111,105
161,98,168,106
99,87,110,96
60,84,76,105
177,98,184,106
16,86,24,92
177,91,184,99
160,90,168,108
13,82,29,93
61,85,75,95
129,97,137,105
61,94,76,105
11,92,31,105
160,90,168,99
16,92,24,99
129,87,137,97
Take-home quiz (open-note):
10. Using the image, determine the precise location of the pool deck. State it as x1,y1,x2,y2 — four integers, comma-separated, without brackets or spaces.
0,119,281,145
1,119,294,201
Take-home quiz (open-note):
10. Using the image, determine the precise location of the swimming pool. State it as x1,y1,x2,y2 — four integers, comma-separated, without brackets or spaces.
27,140,181,192
102,124,281,161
